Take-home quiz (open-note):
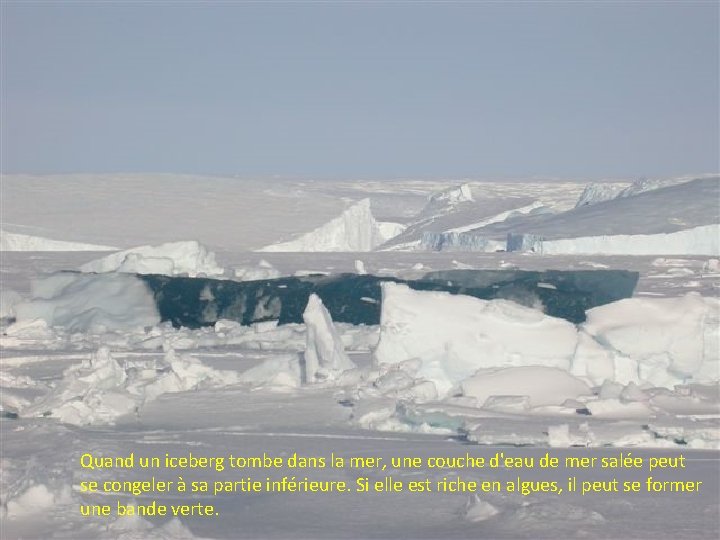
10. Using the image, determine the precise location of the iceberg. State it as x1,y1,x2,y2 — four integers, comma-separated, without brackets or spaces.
80,240,224,277
137,268,637,328
374,283,580,396
15,268,638,332
260,199,403,252
575,293,719,387
420,269,639,323
513,224,720,256
13,273,160,332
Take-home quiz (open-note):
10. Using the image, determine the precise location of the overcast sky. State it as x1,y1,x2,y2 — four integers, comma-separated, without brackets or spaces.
1,1,718,179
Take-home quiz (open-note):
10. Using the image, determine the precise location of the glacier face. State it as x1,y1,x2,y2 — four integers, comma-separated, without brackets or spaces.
524,224,720,256
418,232,505,252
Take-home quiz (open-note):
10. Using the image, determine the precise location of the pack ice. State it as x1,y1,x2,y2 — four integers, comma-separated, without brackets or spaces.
20,346,239,425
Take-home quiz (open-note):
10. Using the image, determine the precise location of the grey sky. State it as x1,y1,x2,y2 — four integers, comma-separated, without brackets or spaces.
1,1,718,179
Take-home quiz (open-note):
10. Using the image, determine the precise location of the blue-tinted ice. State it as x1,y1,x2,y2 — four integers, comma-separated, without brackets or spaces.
138,269,638,328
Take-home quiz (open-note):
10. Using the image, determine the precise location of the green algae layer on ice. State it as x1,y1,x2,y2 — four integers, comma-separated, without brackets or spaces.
138,269,638,328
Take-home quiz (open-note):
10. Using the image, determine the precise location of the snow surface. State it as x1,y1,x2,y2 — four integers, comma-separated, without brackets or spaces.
460,367,592,408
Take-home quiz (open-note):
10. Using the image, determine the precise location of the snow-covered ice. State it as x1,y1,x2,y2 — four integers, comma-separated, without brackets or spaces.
374,282,579,396
577,293,719,387
13,273,160,332
460,367,592,408
1,173,719,539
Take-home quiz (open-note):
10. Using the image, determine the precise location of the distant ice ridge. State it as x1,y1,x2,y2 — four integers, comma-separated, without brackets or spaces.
260,199,405,252
573,176,704,208
618,176,705,198
418,232,505,252
414,200,546,251
80,240,224,277
0,229,117,251
446,200,545,233
525,224,720,255
574,184,627,207
428,183,474,205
